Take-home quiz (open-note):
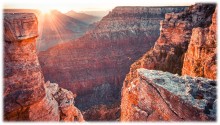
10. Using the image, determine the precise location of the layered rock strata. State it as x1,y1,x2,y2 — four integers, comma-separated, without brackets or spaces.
182,9,217,79
4,13,83,121
38,7,186,116
121,68,216,121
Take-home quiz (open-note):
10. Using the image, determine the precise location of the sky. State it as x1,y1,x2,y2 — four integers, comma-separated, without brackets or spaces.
2,0,208,13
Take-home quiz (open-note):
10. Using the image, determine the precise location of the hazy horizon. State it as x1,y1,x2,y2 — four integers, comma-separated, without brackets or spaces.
3,0,196,13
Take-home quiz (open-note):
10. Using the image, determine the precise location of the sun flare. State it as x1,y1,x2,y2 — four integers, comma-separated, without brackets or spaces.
40,7,53,14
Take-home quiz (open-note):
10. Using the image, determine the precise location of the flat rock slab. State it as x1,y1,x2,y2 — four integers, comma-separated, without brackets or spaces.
138,68,216,120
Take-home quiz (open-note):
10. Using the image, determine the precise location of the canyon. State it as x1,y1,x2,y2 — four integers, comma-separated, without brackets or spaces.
3,13,84,121
121,3,216,121
38,6,186,120
3,3,217,122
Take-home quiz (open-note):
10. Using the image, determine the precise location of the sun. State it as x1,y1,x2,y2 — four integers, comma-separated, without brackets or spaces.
40,7,53,14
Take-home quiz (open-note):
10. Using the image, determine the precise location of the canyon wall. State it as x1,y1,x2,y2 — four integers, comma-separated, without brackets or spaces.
121,69,216,121
38,7,186,117
182,9,216,79
123,4,216,88
4,13,84,121
121,3,216,121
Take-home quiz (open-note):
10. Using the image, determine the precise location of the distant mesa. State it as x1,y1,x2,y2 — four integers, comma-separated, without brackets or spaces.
65,10,102,24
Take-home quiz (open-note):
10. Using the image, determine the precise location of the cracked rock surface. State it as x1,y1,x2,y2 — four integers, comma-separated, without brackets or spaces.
121,68,216,121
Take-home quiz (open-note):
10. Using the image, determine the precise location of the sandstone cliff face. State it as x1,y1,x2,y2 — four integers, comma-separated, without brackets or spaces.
38,7,186,116
182,9,216,79
121,68,216,121
4,13,84,121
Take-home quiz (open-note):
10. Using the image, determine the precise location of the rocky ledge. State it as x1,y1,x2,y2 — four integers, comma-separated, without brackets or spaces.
121,68,216,121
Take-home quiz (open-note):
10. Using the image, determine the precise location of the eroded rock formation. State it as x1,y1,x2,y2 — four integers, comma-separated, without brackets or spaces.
182,9,217,79
38,7,186,120
121,68,216,121
45,81,84,121
4,13,84,121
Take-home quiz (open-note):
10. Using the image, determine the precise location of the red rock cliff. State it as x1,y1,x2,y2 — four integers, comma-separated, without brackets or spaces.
4,13,84,121
182,9,217,79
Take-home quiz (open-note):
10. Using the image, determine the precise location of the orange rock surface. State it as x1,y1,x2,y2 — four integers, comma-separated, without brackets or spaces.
182,9,217,79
